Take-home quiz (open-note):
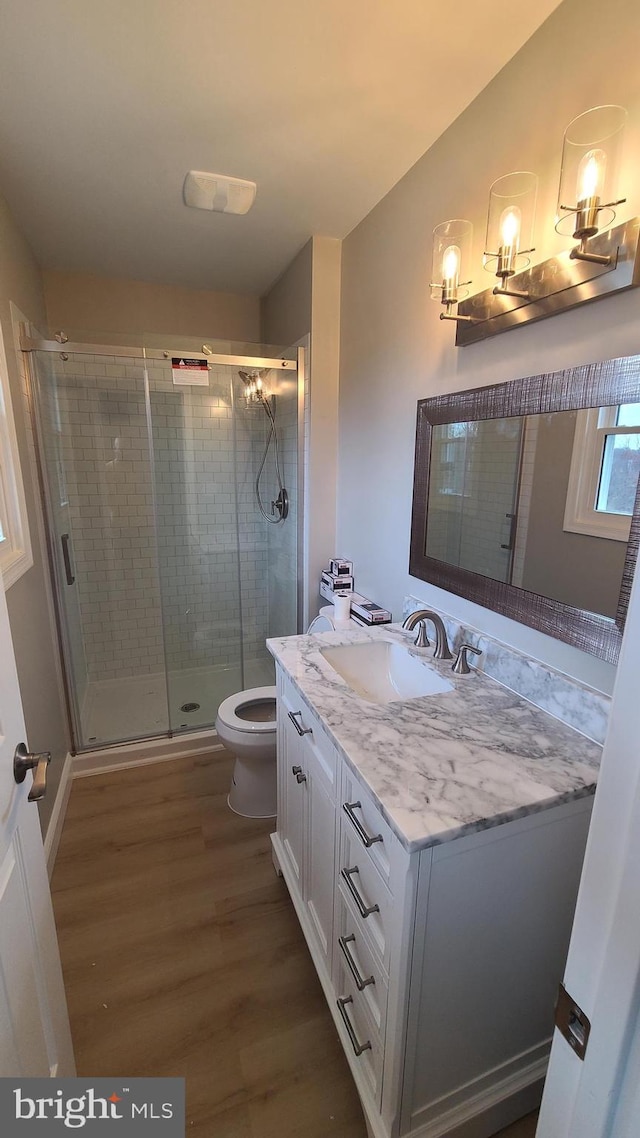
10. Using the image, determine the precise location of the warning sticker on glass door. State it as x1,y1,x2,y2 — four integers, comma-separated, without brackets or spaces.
171,358,209,385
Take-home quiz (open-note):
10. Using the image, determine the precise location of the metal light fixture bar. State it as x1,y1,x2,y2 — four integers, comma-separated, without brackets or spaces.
454,215,640,347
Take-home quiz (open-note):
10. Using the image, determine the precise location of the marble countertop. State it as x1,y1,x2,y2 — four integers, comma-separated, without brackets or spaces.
267,624,602,853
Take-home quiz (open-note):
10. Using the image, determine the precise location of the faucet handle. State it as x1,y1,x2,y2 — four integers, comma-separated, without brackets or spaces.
452,644,482,674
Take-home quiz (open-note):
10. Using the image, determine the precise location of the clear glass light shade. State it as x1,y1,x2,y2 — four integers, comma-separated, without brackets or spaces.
431,219,473,303
484,172,537,277
556,105,627,237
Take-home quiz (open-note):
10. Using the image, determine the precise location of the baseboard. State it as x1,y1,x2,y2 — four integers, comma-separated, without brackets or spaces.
72,730,224,778
44,752,73,878
406,1050,548,1138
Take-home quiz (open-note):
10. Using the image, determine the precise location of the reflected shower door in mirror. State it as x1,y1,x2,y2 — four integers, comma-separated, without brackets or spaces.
427,418,523,584
410,355,640,663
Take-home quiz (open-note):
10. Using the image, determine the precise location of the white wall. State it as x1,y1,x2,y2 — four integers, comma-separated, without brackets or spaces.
338,0,640,695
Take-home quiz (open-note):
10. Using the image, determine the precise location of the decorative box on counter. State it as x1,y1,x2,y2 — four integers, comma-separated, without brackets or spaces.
329,558,353,577
350,592,392,625
320,570,354,602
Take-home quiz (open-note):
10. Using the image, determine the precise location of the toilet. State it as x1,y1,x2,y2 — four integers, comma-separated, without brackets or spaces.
216,607,350,818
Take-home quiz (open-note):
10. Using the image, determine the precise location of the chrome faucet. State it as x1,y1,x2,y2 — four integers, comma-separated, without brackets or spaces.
402,609,454,660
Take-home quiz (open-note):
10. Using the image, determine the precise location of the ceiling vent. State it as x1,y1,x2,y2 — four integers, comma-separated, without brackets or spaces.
183,171,256,215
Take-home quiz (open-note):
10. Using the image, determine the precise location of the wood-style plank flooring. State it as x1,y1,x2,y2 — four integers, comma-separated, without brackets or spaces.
50,751,539,1138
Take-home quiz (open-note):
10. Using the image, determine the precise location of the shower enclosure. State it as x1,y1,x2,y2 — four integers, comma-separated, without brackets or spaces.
26,335,303,751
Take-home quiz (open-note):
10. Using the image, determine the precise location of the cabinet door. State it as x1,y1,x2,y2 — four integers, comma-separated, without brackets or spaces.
306,765,336,972
278,686,307,893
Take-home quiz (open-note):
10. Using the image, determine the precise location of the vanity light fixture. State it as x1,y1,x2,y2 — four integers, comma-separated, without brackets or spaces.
556,105,627,265
435,103,639,347
484,171,537,298
431,219,474,323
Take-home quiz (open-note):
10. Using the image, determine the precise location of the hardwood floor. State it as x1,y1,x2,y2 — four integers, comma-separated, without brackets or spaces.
51,751,539,1138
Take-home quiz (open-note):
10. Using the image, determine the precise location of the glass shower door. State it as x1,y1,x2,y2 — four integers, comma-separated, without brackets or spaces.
31,348,170,748
146,356,244,732
147,352,299,734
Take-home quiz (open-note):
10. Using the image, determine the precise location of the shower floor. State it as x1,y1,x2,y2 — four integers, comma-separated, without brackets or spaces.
80,656,275,748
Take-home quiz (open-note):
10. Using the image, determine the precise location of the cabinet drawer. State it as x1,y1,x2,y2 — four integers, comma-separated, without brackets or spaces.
337,889,388,1036
341,769,396,890
335,959,383,1108
339,825,394,971
279,673,337,795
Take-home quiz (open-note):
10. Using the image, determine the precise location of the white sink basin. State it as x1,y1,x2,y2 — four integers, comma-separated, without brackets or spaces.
320,640,454,704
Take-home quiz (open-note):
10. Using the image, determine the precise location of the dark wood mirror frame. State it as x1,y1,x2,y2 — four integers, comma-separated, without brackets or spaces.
410,354,640,664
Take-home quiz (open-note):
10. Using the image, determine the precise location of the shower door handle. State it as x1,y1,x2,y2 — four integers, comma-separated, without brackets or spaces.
500,513,517,551
61,533,75,585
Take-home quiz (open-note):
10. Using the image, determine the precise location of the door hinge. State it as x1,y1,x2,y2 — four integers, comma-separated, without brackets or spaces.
555,982,591,1060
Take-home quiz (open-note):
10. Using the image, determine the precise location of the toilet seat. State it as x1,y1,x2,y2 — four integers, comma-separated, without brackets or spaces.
307,613,335,632
216,686,277,734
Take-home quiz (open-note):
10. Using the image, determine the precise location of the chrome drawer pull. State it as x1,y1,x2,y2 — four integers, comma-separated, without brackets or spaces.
288,710,312,737
339,934,375,990
341,866,380,919
291,765,307,783
343,801,383,848
337,995,372,1056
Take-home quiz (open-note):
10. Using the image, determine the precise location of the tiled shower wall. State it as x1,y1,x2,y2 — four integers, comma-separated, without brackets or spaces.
38,351,299,689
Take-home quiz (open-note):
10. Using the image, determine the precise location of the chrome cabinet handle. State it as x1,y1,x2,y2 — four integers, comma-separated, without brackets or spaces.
61,533,75,585
288,710,312,737
291,765,307,784
336,996,372,1056
338,934,375,990
340,866,380,919
13,743,51,802
343,801,383,848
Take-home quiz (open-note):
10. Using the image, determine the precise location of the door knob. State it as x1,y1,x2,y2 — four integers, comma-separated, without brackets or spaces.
13,743,51,802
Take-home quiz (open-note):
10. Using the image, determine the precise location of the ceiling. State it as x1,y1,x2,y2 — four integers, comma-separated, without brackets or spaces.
0,0,563,296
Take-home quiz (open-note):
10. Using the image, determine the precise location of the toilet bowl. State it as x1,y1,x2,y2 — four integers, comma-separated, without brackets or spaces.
216,687,278,818
219,607,354,818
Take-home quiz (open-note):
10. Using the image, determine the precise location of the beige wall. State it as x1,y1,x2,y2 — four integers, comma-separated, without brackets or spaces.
0,194,70,834
43,270,261,344
262,236,341,624
260,240,313,348
308,237,341,622
338,0,640,695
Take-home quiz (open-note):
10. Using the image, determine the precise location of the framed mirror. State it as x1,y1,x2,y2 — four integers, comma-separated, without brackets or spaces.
410,355,640,664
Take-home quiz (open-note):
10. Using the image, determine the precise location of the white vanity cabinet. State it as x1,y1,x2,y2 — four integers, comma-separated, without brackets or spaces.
271,664,593,1138
276,668,338,972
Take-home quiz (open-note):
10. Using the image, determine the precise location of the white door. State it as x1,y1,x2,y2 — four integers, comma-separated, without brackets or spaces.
537,555,640,1135
0,577,74,1076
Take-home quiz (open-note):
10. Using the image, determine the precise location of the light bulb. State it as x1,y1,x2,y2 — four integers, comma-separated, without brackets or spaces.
577,148,606,204
500,207,521,249
442,245,460,286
